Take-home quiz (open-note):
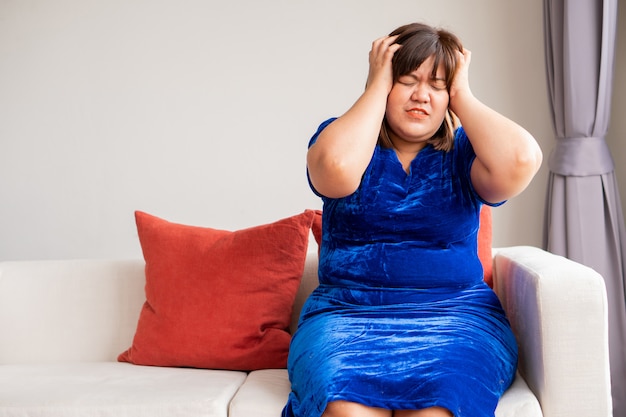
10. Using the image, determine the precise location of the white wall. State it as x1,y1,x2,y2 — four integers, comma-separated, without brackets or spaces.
0,0,554,261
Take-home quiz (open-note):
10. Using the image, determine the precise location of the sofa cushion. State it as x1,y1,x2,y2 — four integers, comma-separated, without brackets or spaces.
118,210,319,371
229,369,291,417
228,370,541,417
0,362,247,417
495,372,543,417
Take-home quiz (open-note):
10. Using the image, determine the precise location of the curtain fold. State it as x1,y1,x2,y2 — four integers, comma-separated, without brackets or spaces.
543,0,625,415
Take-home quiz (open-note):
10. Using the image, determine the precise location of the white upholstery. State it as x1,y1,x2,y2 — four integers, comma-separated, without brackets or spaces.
495,373,543,417
229,369,291,417
493,246,612,417
0,246,612,417
229,370,542,417
0,362,246,417
0,259,145,363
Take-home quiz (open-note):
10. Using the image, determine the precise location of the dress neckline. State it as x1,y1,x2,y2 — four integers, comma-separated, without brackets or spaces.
382,144,433,177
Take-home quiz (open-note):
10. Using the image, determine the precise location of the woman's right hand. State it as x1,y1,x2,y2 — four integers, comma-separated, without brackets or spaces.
366,35,401,93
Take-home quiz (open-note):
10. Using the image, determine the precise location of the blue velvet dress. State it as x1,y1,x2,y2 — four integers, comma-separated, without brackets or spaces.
282,118,518,417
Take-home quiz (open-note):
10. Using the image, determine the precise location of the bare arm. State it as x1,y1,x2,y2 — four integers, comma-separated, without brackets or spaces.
307,36,401,198
449,49,543,204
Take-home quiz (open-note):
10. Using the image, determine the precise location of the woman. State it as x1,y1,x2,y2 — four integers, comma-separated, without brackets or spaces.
283,22,543,417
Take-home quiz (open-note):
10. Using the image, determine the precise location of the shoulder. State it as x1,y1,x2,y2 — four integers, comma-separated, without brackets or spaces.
453,125,470,147
308,117,338,148
450,126,475,159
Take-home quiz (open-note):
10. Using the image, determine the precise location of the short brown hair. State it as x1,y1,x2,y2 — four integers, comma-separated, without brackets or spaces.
379,23,463,152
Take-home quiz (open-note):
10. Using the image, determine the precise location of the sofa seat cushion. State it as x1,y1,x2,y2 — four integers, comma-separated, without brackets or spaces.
495,372,543,417
228,370,542,417
0,362,246,417
229,369,291,417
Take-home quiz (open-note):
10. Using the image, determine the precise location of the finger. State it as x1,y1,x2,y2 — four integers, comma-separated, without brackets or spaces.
463,49,472,66
384,34,400,43
389,43,402,53
372,34,400,51
458,48,471,66
381,37,402,58
375,34,399,44
369,36,401,67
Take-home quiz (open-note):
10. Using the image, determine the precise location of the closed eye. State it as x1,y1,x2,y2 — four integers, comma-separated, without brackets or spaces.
397,75,417,86
431,78,447,90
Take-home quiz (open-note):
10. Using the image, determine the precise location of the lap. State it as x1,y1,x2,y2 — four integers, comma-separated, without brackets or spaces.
286,285,517,417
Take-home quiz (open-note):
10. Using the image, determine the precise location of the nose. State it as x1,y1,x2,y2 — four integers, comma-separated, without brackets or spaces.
411,83,429,103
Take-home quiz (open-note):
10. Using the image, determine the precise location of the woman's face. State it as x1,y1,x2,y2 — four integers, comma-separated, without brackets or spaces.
385,55,449,150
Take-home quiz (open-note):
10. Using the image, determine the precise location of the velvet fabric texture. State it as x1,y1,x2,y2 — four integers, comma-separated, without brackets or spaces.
118,210,318,371
282,119,518,417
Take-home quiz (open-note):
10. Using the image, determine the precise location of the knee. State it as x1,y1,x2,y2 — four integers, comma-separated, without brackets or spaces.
322,400,390,417
322,401,347,417
395,407,453,417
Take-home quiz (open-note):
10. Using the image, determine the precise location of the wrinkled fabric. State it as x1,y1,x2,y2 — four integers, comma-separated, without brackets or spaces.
283,119,518,417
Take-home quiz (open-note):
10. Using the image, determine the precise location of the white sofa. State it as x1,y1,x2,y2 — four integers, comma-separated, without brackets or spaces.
0,246,613,417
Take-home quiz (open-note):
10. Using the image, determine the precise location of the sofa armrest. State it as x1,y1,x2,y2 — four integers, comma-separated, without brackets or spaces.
492,246,612,417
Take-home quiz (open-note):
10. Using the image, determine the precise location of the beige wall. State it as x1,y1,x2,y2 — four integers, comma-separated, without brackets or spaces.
0,0,558,260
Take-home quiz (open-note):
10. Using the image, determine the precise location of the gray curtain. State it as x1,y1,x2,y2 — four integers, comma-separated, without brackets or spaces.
543,0,625,415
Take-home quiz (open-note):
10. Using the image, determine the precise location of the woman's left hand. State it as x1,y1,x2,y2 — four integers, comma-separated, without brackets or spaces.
448,48,473,115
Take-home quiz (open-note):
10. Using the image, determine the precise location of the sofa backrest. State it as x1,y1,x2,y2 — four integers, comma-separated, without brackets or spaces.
291,251,319,333
0,252,320,364
0,259,146,364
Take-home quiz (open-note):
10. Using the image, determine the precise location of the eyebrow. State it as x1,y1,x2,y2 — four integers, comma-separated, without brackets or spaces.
401,73,446,82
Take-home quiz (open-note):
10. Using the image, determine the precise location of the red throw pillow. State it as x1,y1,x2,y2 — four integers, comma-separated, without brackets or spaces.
118,210,319,371
478,205,494,287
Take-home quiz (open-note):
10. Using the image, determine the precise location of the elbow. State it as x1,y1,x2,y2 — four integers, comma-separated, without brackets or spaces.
508,130,543,180
519,139,543,178
307,155,361,199
479,141,543,203
507,141,543,196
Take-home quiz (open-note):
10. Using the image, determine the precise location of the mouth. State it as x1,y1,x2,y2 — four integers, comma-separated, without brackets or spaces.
406,108,429,118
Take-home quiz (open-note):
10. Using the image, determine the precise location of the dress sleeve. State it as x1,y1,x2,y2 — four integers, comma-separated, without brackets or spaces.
307,117,338,198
